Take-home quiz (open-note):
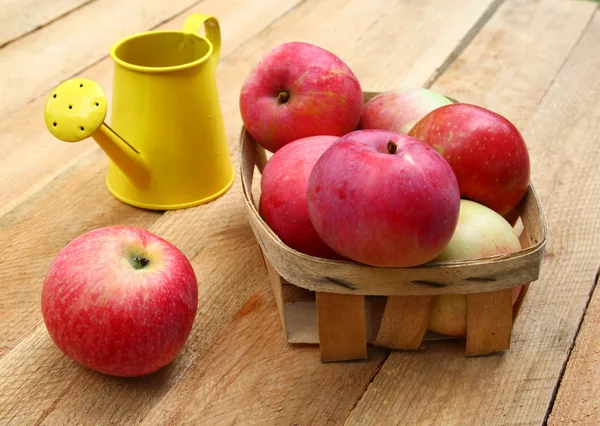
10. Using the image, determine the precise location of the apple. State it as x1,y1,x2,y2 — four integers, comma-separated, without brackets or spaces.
41,226,198,377
307,129,460,267
259,135,344,259
359,87,452,135
427,200,522,336
239,42,363,153
408,103,530,216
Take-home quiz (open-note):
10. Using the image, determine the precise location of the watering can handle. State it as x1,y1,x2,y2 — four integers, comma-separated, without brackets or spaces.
183,14,221,63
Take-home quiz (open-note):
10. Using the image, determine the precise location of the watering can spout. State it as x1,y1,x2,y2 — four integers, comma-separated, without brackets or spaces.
44,78,150,187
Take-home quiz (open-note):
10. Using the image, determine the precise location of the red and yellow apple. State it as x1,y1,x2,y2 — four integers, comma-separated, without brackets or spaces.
41,226,198,377
359,87,452,134
307,129,460,267
427,200,522,336
408,103,530,216
259,135,343,259
239,42,363,153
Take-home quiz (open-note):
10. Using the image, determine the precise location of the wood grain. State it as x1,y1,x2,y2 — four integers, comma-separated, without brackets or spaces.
548,268,600,424
431,0,596,131
0,0,93,47
374,296,433,350
139,285,387,426
345,2,600,425
316,293,367,362
465,289,512,356
0,0,302,217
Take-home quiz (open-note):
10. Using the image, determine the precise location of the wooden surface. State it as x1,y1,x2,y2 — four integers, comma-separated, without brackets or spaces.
0,0,598,425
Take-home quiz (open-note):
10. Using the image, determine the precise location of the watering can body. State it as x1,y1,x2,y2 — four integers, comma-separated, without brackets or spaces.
44,14,234,210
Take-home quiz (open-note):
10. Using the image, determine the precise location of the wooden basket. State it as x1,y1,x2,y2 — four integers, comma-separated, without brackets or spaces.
240,93,549,362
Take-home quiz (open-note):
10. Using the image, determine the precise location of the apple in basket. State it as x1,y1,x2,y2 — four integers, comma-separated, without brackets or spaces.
359,87,452,135
41,226,198,377
408,103,531,216
427,200,522,336
307,129,460,267
259,135,344,260
239,41,363,153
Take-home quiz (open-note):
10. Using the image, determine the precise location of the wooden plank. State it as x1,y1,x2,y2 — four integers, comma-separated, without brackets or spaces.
465,289,512,356
316,292,367,362
0,0,301,218
139,285,387,426
345,2,600,425
0,0,93,47
374,296,433,350
548,269,600,424
12,0,508,423
431,0,596,131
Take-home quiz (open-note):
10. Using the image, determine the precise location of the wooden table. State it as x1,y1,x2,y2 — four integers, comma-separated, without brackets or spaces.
1,0,599,424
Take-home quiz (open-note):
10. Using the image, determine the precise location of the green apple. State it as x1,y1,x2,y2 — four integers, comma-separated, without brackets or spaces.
428,200,522,336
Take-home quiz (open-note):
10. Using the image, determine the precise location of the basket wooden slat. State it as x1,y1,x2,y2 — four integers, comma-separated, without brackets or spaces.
466,289,513,355
316,293,367,362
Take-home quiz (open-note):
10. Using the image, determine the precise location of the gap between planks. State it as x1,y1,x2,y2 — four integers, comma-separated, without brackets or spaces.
0,0,95,48
546,263,600,424
422,0,506,89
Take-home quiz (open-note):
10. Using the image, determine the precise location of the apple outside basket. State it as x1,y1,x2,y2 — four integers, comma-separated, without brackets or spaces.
240,91,549,362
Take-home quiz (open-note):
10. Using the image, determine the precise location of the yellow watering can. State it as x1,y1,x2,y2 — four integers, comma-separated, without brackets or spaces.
44,14,234,210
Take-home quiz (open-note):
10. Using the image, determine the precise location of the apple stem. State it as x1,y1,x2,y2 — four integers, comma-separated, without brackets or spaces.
131,256,150,270
277,91,290,104
387,140,398,154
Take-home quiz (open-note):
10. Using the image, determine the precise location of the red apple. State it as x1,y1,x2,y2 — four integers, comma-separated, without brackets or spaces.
41,226,198,377
239,42,363,153
259,135,343,259
408,103,530,215
427,200,522,336
307,129,460,267
359,87,452,134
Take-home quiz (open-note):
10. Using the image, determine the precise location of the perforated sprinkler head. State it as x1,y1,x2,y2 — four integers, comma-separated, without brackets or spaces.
44,78,107,142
